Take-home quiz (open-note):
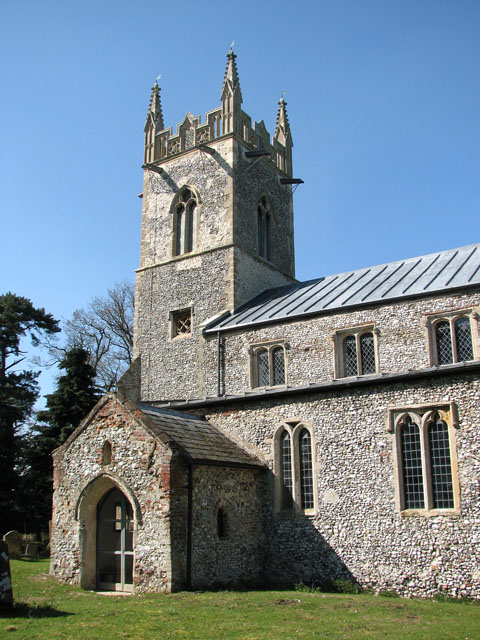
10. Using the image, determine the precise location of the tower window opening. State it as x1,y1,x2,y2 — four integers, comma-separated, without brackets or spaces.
173,188,198,256
257,196,271,260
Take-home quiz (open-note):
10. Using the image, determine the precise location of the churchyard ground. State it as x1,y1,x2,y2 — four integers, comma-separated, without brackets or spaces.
2,559,480,639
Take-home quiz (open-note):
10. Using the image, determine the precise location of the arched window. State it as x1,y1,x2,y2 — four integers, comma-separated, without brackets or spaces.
299,429,314,510
280,430,293,509
275,423,316,513
400,417,424,509
251,343,286,388
217,507,228,539
257,196,271,260
427,414,454,509
101,441,112,466
390,404,458,513
173,187,197,256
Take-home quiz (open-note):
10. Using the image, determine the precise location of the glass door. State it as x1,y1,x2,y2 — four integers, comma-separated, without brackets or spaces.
96,488,134,592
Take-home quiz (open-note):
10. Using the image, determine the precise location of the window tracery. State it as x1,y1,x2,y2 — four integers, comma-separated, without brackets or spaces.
274,422,316,514
388,403,459,514
172,187,198,256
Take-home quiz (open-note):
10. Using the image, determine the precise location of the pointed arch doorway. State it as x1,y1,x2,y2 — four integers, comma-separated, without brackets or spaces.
96,487,134,592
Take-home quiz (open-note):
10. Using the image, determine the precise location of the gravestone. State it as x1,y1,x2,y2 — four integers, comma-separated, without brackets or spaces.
3,531,23,560
0,541,13,606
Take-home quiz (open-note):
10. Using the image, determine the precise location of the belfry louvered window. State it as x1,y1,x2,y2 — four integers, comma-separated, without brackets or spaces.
276,423,316,513
257,195,271,260
173,187,197,256
336,328,378,378
428,311,477,366
252,343,286,388
390,405,458,514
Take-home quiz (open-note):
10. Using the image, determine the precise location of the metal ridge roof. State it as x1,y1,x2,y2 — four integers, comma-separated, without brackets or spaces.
205,243,480,333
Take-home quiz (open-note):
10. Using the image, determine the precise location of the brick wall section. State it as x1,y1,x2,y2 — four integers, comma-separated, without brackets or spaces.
202,372,480,597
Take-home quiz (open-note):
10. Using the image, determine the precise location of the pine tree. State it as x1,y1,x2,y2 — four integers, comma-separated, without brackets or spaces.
20,348,100,533
0,292,60,534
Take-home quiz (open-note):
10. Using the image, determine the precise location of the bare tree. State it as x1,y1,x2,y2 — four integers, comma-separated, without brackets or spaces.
50,282,135,392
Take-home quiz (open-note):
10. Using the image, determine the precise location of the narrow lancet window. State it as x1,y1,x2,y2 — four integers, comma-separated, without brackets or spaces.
281,431,293,509
454,317,473,362
299,429,314,510
400,418,425,509
359,332,375,374
428,414,454,509
173,187,197,256
435,321,453,365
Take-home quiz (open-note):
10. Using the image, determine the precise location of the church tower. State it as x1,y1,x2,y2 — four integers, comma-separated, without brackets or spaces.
133,50,297,402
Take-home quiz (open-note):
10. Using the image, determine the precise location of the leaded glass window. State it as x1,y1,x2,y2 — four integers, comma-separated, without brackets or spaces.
343,335,357,377
257,349,269,387
280,431,293,509
359,332,375,374
253,344,286,388
435,321,453,365
428,414,454,509
272,346,285,385
454,317,473,362
400,418,425,509
299,429,314,510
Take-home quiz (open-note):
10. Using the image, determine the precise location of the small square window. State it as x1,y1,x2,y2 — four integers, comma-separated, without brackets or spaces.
424,308,478,366
332,325,379,379
171,308,192,339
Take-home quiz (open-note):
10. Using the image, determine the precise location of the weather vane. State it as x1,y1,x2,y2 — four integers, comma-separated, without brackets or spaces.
156,74,162,82
281,90,287,99
230,40,235,49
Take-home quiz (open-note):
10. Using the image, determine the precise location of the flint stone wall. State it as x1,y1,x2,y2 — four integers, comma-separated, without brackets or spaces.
50,397,174,593
202,372,480,598
190,465,266,588
201,291,480,398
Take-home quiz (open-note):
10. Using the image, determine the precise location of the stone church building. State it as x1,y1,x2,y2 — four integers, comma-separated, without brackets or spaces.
51,51,480,597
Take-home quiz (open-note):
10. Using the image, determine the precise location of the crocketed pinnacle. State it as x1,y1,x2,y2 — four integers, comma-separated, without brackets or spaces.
274,96,292,145
220,48,243,104
145,80,164,132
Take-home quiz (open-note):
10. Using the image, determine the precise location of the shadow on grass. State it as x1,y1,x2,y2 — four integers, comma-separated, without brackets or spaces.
0,602,73,619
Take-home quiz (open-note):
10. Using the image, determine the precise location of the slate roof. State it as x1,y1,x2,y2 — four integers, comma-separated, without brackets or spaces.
205,244,480,333
136,403,264,468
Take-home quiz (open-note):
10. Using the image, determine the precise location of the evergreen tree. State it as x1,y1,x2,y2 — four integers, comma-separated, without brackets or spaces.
21,348,100,532
0,292,60,534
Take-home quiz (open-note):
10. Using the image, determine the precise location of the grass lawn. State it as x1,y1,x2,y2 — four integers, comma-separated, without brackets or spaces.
2,560,480,639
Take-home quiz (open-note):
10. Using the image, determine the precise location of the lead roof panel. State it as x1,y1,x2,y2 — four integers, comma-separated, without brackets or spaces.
205,244,480,333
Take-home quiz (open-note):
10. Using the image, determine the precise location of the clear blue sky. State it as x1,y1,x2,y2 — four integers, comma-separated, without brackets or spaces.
1,0,479,402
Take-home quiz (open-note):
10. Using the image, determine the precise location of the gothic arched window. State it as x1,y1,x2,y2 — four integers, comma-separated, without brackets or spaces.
257,196,271,260
275,422,316,513
390,405,458,514
400,417,424,509
173,187,197,256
